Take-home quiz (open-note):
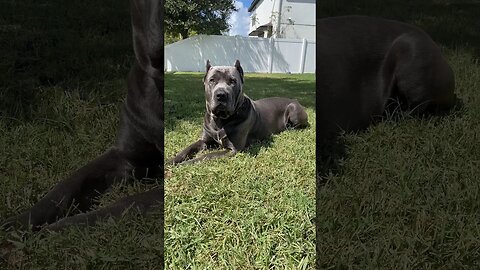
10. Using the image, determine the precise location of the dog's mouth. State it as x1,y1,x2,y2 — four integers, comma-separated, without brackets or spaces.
212,105,231,119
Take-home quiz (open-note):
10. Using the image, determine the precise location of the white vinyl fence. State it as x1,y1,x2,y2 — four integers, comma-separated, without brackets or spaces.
165,35,315,73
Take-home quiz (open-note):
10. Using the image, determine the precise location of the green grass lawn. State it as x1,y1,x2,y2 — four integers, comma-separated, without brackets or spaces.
164,73,316,269
317,0,480,268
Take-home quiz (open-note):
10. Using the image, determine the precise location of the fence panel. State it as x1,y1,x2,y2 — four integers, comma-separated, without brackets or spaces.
165,35,315,73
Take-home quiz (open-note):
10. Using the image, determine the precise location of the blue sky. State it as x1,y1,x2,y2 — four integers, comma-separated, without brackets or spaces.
227,0,254,36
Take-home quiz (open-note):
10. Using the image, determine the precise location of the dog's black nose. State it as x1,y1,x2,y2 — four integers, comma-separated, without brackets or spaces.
216,91,227,102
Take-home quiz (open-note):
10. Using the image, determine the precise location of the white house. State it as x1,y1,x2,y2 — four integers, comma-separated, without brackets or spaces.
248,0,315,41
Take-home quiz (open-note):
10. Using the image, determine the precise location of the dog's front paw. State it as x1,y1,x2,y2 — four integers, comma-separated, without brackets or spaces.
164,158,176,166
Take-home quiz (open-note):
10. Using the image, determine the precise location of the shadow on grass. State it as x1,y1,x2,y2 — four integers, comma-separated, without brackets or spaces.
317,101,464,181
243,137,275,157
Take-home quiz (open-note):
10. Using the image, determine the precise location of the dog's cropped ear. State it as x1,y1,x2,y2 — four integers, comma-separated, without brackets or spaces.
234,59,244,83
206,60,212,72
203,60,212,82
130,0,162,79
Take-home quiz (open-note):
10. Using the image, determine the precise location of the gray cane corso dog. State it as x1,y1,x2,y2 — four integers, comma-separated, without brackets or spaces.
2,0,164,232
167,60,309,165
317,15,457,141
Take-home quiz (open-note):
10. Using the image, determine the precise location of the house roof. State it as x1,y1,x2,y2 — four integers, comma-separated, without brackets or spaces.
247,0,261,12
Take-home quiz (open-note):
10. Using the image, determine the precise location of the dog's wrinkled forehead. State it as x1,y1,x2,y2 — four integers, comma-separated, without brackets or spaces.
206,67,241,82
204,59,244,84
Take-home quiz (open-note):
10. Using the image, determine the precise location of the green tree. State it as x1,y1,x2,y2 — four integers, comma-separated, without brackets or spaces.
165,0,237,40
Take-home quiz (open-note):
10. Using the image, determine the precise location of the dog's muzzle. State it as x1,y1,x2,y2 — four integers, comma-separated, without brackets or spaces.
212,103,230,119
211,90,233,119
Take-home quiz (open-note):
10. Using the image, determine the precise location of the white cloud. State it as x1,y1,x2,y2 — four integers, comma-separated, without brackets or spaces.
228,1,251,36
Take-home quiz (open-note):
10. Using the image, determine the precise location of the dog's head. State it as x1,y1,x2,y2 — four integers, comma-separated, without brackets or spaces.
203,59,244,119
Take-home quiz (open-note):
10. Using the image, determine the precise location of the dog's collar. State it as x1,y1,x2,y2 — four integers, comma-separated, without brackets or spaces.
215,128,228,143
233,90,245,113
204,124,228,144
204,96,251,144
231,95,250,116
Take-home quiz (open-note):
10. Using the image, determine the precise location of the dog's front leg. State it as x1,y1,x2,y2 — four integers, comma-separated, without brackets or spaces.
2,149,129,231
166,140,207,165
179,129,239,165
45,187,163,231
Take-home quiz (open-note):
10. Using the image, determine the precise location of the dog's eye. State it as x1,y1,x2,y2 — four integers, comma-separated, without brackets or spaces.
209,78,215,83
229,78,236,84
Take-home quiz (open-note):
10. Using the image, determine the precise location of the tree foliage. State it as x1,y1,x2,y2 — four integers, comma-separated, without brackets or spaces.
165,0,237,40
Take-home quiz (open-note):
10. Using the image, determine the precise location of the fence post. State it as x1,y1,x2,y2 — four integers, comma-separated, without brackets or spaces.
268,37,274,73
299,38,307,74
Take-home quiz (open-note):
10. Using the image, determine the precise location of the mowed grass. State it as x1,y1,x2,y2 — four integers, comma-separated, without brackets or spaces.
317,0,480,269
164,73,316,268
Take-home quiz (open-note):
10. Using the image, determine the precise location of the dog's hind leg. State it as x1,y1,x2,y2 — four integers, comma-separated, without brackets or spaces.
2,148,130,231
284,102,309,129
388,33,456,115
